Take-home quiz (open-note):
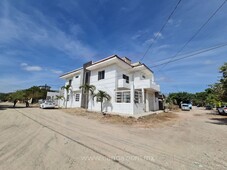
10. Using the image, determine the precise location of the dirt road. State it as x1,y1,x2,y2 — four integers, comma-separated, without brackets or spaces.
0,103,227,170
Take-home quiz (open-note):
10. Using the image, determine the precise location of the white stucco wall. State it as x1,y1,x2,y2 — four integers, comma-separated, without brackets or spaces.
61,71,84,108
60,59,160,115
88,64,116,112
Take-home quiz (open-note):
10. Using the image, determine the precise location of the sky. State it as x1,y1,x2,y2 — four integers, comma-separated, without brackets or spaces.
0,0,226,93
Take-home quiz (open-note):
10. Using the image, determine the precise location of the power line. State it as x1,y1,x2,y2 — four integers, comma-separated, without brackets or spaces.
140,0,182,61
158,0,227,71
60,42,227,87
150,42,227,68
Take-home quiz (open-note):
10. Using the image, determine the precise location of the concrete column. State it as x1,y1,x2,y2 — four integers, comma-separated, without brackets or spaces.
142,88,145,111
146,92,149,112
130,84,135,114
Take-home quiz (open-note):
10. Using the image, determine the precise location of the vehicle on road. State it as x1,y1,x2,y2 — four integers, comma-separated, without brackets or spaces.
205,105,213,110
217,105,227,115
40,100,55,109
181,104,190,111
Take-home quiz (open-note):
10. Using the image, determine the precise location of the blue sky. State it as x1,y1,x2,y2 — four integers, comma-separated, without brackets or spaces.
0,0,226,93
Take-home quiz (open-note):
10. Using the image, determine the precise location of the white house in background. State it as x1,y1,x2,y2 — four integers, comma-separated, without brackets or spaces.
59,55,161,115
46,91,59,104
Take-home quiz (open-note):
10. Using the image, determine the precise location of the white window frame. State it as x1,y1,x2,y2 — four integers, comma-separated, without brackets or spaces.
75,93,80,101
98,70,105,80
115,90,131,103
134,90,142,103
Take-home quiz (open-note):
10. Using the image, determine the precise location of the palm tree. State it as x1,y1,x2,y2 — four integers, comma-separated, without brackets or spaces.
61,84,71,108
79,84,96,109
93,90,111,115
55,95,65,108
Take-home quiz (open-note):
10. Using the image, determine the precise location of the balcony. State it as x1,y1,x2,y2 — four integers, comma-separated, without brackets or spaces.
134,79,160,92
118,79,130,89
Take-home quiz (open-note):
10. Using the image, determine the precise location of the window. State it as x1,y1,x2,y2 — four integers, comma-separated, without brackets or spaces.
75,94,80,101
69,79,72,86
142,75,146,79
123,74,129,83
116,91,130,103
67,95,69,101
98,70,105,80
134,90,142,103
75,75,79,78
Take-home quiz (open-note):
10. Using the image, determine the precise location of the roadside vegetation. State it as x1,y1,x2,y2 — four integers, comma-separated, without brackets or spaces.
0,86,48,103
166,63,227,108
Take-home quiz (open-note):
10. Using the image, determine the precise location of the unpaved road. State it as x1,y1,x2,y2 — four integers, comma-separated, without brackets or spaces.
0,103,227,170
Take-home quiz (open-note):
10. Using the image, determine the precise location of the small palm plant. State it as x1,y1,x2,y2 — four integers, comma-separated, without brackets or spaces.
55,95,65,108
93,90,111,115
61,84,71,108
79,84,96,109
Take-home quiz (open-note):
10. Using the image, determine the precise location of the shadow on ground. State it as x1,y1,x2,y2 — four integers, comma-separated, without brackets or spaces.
0,104,26,110
207,117,227,125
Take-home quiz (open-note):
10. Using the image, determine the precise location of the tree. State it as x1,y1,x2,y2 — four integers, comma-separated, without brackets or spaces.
219,63,227,102
61,85,71,108
79,84,96,109
93,90,111,115
55,95,65,108
167,92,193,106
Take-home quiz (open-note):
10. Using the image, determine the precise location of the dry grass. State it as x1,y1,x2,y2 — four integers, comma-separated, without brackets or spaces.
61,108,178,128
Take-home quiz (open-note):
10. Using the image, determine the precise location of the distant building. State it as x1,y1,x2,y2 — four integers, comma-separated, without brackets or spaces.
39,84,51,91
46,91,59,104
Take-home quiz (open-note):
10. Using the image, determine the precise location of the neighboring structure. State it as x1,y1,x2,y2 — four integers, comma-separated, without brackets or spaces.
39,84,51,91
59,55,161,115
46,91,59,104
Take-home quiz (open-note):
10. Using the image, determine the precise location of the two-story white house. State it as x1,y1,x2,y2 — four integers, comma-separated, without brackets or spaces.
59,55,161,115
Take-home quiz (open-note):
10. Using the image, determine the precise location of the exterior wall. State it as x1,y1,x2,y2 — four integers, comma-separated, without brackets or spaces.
115,66,132,90
88,64,136,115
60,58,160,115
87,64,159,115
46,91,59,105
145,91,159,111
88,64,116,112
66,91,82,108
60,71,84,108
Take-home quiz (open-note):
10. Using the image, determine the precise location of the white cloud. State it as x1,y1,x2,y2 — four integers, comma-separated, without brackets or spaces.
20,63,28,66
51,69,63,74
167,19,173,24
154,32,163,38
0,1,96,60
20,63,42,72
204,60,213,65
143,38,155,46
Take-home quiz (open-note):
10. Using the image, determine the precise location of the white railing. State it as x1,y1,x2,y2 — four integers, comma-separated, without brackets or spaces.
134,79,160,91
118,79,130,89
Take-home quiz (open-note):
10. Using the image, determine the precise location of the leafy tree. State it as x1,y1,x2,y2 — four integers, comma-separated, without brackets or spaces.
79,84,96,109
219,62,227,102
61,85,71,108
193,92,207,106
167,92,193,106
93,90,111,115
24,86,47,103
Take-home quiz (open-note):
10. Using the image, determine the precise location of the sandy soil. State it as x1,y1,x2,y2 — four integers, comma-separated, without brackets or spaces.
0,103,227,170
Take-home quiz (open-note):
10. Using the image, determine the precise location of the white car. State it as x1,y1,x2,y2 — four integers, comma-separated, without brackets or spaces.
40,101,55,109
218,106,227,115
181,104,190,111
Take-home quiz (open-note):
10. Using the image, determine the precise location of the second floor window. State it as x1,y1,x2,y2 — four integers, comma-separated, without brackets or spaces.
123,74,129,83
69,79,72,86
98,70,105,80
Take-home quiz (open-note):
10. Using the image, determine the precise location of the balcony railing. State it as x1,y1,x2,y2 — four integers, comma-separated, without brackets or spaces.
118,79,130,89
134,79,160,91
